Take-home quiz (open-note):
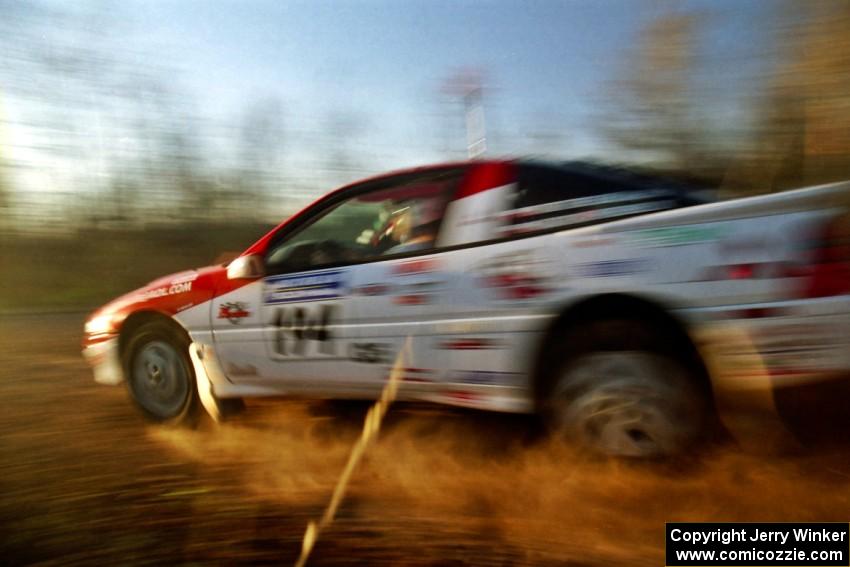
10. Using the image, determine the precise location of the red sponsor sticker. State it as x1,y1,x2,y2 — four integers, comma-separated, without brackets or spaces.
393,294,429,306
438,338,504,350
217,302,250,323
445,390,480,403
392,258,437,276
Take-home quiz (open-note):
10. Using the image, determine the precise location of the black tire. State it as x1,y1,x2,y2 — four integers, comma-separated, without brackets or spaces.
540,319,710,457
123,322,199,426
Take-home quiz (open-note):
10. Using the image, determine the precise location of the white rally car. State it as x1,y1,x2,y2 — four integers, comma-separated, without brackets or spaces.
82,160,850,456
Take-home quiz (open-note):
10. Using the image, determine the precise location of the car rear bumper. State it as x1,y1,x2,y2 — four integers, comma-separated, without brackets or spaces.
684,296,850,448
686,295,850,390
81,336,123,386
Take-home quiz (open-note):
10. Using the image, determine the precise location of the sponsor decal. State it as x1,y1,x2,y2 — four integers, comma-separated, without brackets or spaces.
458,214,501,227
140,281,193,301
352,283,392,296
450,370,522,386
393,292,433,305
226,362,258,377
631,225,722,247
391,280,443,306
438,338,506,350
271,304,337,357
401,368,435,383
499,195,676,236
717,235,777,256
392,258,437,276
444,390,480,404
349,342,392,364
264,270,346,304
574,258,649,278
476,250,554,300
218,301,251,324
697,262,783,282
483,273,549,300
502,190,673,221
572,237,617,248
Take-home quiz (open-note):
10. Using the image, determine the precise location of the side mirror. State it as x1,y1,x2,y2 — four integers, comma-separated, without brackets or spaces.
226,254,264,280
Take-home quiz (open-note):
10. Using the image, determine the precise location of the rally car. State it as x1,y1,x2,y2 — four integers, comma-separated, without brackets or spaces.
82,160,850,457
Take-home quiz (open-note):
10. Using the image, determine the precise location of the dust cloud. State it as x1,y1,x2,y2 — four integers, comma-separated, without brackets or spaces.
150,400,850,565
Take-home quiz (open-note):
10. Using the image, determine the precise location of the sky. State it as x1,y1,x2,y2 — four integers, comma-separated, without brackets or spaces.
121,0,774,152
1,0,779,213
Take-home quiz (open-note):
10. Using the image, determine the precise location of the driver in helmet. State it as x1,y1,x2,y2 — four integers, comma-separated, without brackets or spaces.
386,199,442,254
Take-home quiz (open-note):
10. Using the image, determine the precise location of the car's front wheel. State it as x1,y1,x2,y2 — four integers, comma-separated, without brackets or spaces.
124,322,199,425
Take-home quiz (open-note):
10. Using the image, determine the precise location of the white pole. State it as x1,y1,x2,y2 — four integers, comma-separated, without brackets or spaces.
464,86,486,159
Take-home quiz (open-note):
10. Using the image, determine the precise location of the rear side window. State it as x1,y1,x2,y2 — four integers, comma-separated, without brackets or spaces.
500,164,681,237
513,165,607,209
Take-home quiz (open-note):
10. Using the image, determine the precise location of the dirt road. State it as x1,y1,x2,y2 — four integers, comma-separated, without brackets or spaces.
2,314,849,565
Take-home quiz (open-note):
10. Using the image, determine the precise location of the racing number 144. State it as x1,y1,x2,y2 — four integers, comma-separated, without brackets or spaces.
272,304,337,357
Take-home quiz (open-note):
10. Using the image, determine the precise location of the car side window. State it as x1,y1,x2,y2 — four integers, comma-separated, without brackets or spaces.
499,164,679,237
265,170,460,273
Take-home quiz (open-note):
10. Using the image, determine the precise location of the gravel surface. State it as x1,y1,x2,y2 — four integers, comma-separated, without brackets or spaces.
2,314,849,566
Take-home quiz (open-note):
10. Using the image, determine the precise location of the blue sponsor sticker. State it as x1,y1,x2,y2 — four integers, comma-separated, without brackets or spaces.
264,270,347,304
451,371,522,386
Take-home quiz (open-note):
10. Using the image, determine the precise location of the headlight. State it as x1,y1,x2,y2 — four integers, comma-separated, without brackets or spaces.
85,314,115,335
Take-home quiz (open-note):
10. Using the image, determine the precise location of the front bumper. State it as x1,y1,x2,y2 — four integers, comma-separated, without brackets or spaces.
81,336,124,385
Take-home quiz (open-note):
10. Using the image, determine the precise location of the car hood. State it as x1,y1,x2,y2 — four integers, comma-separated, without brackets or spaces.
85,264,230,334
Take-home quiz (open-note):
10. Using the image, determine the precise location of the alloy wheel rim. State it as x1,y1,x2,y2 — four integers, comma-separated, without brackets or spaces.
131,340,190,418
551,351,699,457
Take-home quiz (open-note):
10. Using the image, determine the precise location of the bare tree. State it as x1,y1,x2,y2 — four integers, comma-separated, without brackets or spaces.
748,0,850,191
237,97,286,220
0,2,232,229
321,110,367,187
603,12,716,173
0,158,9,232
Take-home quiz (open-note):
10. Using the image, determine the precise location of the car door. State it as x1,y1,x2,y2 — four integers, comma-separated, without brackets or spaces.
346,252,455,391
211,248,362,394
342,169,463,391
212,168,462,396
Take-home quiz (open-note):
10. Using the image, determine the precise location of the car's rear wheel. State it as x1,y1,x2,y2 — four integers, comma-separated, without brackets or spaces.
542,319,710,457
125,322,199,425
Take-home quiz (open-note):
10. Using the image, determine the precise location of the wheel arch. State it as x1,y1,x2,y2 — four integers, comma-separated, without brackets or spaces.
118,310,191,361
531,292,713,408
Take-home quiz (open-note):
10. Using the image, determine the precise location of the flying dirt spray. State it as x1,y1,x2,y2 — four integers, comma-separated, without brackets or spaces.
294,338,411,567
